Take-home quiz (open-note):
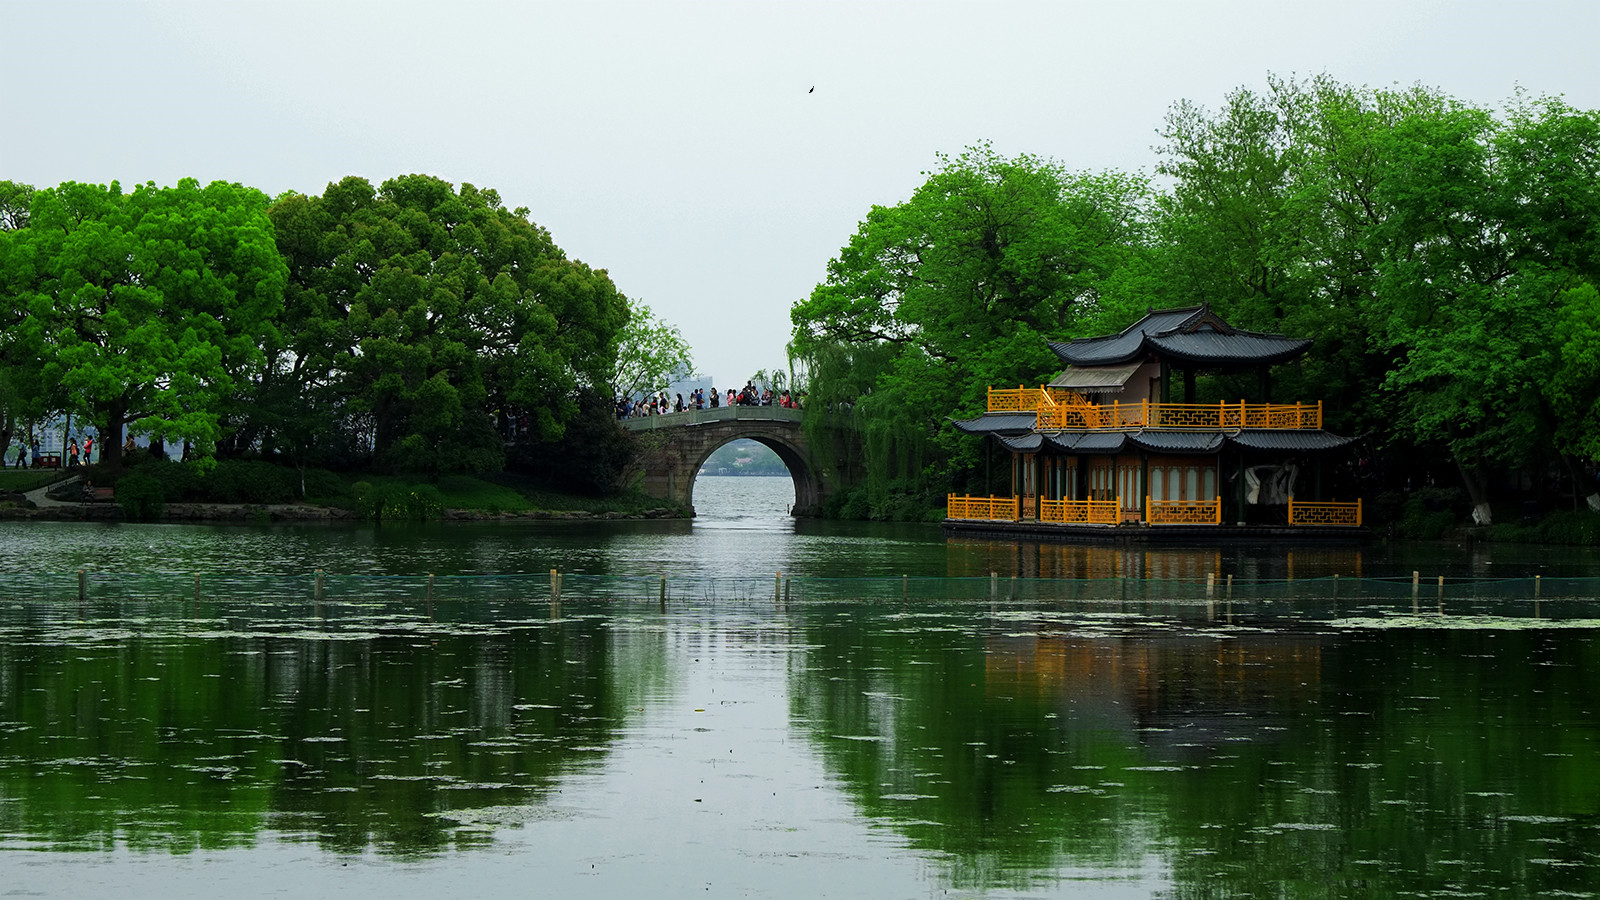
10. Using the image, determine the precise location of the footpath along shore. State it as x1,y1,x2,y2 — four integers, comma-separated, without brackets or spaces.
3,475,686,523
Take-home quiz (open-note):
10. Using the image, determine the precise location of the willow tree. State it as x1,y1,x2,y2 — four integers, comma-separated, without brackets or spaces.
791,144,1153,516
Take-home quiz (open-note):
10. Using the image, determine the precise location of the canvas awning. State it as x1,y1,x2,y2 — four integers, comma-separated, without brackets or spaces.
1049,362,1140,394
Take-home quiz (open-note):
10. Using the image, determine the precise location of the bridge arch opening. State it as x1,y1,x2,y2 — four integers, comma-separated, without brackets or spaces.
687,436,819,517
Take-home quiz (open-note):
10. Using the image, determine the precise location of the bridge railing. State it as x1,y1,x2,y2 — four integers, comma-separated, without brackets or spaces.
620,405,805,431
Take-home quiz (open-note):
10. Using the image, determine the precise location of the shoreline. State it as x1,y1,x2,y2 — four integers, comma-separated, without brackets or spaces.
0,503,690,523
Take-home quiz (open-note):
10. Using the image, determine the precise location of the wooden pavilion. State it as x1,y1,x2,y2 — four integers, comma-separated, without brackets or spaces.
945,306,1364,538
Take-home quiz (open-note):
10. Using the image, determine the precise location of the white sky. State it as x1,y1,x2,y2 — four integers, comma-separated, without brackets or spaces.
4,1,1597,388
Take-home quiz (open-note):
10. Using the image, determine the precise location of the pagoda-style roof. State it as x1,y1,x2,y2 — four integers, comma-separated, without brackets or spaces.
1048,306,1311,367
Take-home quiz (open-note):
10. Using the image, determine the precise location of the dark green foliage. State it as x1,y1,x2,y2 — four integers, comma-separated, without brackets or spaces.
260,175,628,477
507,388,636,496
115,472,165,521
1396,487,1468,539
1487,510,1600,546
352,481,445,522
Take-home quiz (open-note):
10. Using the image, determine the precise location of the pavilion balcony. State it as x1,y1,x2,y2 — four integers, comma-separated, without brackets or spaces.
985,387,1323,431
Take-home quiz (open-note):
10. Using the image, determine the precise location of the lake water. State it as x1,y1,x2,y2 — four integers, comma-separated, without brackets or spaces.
1,477,1596,898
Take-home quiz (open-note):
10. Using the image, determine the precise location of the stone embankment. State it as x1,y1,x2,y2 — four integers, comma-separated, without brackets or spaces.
2,478,686,522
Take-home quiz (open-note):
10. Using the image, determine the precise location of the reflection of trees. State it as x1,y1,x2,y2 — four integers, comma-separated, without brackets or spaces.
790,606,1600,896
0,602,624,855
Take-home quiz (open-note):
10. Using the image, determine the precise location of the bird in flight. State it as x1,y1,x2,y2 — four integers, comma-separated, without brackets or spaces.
808,86,814,93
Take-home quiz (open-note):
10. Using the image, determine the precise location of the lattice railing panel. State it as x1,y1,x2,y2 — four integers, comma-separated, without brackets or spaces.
1288,499,1363,527
1039,498,1120,525
947,494,1020,521
1147,497,1222,525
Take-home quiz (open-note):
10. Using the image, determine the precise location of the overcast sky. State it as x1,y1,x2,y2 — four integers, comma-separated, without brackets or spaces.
4,1,1597,388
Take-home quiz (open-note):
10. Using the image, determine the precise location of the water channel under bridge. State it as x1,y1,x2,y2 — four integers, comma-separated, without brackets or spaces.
620,406,857,516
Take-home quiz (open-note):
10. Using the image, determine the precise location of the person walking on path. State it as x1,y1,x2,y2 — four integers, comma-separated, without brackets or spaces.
67,437,80,468
83,434,93,465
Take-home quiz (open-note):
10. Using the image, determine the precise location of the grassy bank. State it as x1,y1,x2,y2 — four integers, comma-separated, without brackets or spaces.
0,470,63,493
9,460,688,521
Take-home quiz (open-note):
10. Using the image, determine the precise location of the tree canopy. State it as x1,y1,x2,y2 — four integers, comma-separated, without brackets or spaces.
795,81,1600,523
790,144,1154,516
1,173,649,490
0,178,286,469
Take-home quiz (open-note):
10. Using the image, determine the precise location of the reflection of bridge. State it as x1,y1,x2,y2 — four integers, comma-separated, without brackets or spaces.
621,406,850,516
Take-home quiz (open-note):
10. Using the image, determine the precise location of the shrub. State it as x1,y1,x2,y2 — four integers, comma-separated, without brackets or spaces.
354,481,445,522
117,473,165,520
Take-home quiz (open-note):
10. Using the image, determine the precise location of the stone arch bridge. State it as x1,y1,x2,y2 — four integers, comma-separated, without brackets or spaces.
620,406,856,517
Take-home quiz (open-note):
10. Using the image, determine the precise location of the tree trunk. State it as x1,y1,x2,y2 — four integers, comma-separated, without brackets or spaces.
101,401,127,470
1559,453,1600,513
1454,455,1492,526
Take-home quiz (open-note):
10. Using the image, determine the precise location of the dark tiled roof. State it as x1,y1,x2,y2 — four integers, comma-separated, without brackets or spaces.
1049,361,1141,393
1228,430,1358,452
1130,432,1226,454
1045,432,1129,453
996,433,1044,452
1049,305,1311,367
950,413,1037,436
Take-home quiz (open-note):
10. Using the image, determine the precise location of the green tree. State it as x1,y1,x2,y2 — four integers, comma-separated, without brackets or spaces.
1156,77,1600,523
791,144,1152,516
262,175,630,477
0,179,286,469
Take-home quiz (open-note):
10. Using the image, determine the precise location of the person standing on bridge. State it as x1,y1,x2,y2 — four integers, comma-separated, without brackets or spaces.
709,388,719,408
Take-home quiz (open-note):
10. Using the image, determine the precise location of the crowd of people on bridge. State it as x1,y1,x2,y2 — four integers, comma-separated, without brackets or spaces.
615,382,802,420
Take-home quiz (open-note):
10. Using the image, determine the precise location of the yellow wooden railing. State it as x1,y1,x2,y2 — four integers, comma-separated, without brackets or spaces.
1288,498,1363,527
947,494,1020,521
986,385,1089,413
1147,496,1222,525
1034,399,1323,431
1039,497,1121,525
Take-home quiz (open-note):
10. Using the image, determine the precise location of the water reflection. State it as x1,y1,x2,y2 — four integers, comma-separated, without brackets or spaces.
789,603,1600,896
0,600,643,856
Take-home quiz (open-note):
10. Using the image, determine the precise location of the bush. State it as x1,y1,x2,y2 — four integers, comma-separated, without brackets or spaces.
353,481,445,522
1396,486,1467,539
123,457,199,501
1487,510,1600,545
200,460,297,503
117,473,165,520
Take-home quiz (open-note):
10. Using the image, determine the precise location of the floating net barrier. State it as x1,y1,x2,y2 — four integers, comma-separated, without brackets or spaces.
3,572,1600,613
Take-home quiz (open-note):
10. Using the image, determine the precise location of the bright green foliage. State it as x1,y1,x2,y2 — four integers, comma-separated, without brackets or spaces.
0,179,286,468
610,296,693,399
791,145,1153,515
1154,77,1600,523
263,175,629,475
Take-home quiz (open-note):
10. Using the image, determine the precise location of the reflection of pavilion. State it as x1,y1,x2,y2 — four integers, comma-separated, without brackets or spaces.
947,307,1364,539
985,630,1324,759
946,539,1366,581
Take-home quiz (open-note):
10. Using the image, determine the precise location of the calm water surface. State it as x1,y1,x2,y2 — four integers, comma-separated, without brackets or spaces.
1,477,1596,898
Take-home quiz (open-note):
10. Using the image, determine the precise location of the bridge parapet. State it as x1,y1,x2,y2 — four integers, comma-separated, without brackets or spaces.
620,405,804,432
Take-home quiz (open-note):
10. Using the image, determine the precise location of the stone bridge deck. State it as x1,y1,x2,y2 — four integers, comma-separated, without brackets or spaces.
620,405,804,432
619,406,842,516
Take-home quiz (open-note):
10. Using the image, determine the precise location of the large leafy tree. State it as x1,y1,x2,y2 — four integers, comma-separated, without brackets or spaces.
1155,77,1600,523
0,178,286,469
791,144,1153,514
261,175,629,475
